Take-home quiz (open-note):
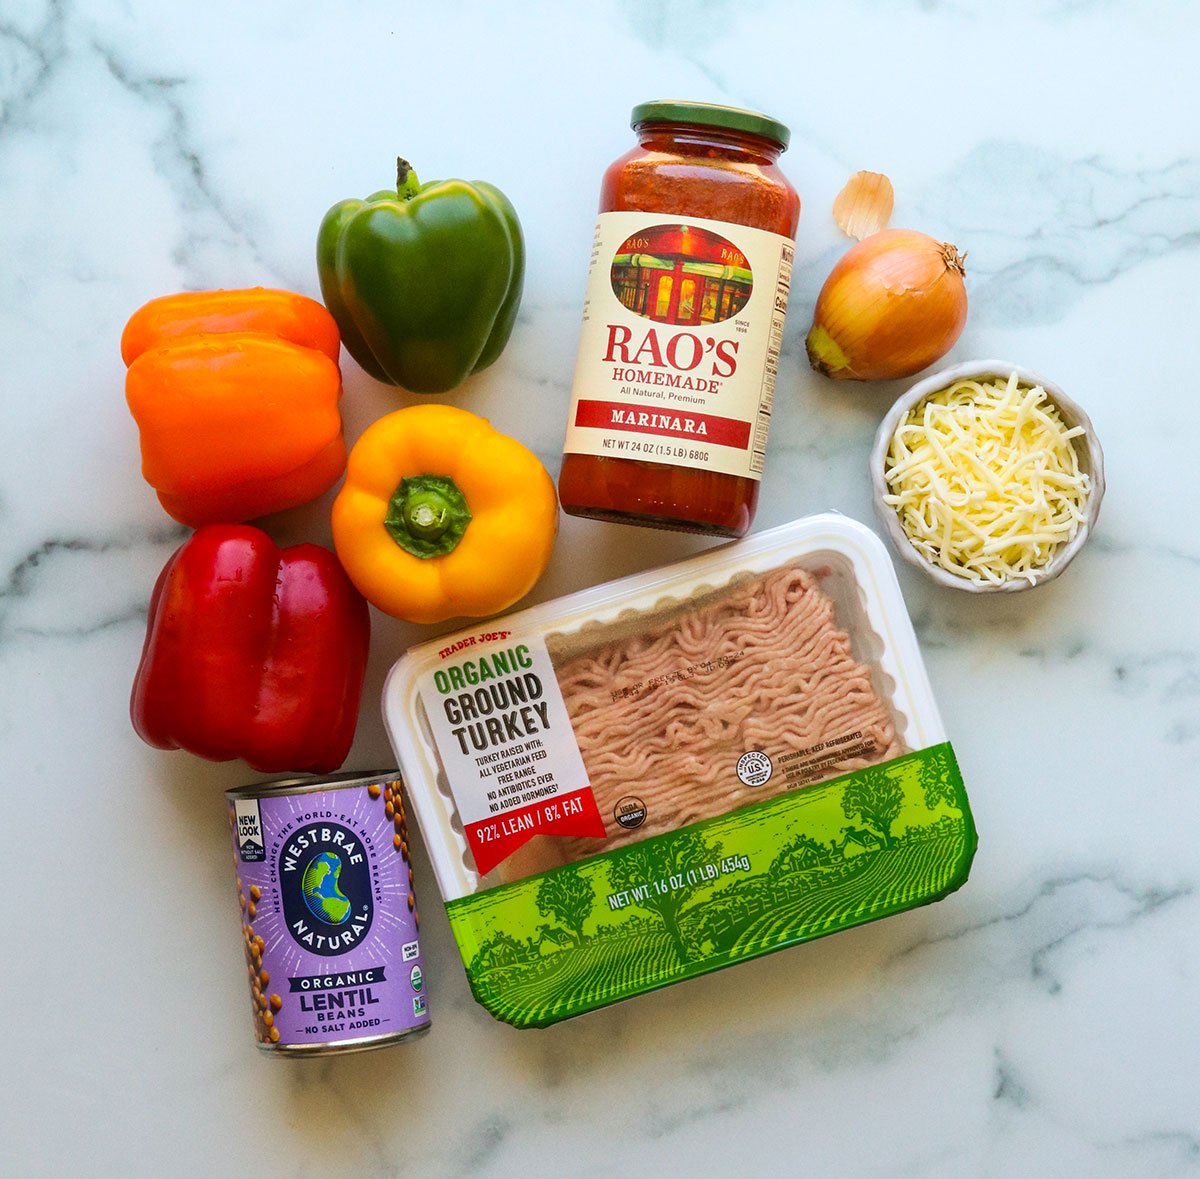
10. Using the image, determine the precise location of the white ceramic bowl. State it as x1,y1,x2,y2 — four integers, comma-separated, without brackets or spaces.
869,359,1106,593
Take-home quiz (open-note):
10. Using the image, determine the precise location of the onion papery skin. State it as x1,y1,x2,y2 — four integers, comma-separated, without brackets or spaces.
806,228,967,381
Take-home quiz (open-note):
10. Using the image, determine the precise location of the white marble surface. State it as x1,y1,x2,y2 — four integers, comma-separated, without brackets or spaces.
3,1,1198,1175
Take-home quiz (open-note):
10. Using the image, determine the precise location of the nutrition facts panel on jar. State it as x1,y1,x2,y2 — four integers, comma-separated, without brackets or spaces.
750,241,793,476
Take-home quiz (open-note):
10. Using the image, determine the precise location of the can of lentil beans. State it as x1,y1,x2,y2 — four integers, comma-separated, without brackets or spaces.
225,771,431,1056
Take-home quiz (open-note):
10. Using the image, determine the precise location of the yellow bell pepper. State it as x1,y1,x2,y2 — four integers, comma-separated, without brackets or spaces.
332,405,558,624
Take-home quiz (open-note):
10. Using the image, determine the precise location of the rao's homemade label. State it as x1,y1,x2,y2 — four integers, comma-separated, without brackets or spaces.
563,212,794,480
226,773,430,1055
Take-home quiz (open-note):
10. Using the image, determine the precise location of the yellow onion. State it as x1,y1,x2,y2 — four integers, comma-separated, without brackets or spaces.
806,228,967,381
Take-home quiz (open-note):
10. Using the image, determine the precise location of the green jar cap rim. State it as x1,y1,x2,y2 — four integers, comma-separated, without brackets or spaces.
630,100,790,150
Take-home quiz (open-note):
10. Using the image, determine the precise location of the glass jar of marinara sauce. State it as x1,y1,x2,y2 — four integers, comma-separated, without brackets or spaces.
559,100,800,537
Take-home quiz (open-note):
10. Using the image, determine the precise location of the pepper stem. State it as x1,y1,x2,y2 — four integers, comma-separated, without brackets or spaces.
385,475,471,559
396,157,420,200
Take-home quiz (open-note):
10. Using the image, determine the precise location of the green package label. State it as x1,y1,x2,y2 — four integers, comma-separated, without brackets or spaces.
446,743,975,1028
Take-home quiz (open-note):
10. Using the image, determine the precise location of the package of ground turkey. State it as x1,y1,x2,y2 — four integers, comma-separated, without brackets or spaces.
498,562,904,882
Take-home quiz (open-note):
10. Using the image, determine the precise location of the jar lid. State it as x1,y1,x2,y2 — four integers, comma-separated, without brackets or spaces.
630,100,791,150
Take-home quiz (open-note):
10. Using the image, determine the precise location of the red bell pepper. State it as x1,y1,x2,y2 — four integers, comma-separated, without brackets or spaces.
131,525,370,774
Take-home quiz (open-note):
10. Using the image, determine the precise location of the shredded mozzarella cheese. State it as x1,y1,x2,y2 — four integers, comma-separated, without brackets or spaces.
883,372,1091,585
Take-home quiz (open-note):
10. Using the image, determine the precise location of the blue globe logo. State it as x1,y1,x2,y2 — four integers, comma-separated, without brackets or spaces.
300,851,352,925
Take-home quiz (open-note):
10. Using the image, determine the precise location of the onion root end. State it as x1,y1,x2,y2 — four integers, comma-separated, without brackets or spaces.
806,324,853,380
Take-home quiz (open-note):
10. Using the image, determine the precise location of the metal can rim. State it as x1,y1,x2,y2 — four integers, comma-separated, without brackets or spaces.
256,1023,431,1058
225,769,402,802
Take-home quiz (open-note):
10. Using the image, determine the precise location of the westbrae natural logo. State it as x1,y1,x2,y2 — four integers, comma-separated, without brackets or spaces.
280,822,374,957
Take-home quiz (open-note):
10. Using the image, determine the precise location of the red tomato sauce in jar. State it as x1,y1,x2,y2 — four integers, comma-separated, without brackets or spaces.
559,100,801,537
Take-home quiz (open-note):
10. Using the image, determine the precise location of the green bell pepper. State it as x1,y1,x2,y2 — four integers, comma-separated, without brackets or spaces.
317,159,524,394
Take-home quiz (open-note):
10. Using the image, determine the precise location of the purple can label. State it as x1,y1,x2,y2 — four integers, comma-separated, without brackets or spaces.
227,775,430,1049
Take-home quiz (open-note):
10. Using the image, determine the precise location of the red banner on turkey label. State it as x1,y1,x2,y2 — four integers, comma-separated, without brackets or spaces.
465,788,606,877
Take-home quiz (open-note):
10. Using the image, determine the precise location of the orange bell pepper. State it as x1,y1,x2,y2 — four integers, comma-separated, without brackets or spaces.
122,288,345,527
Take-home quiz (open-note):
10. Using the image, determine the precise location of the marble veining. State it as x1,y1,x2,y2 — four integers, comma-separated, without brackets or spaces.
0,524,183,639
927,144,1200,327
3,1,1199,1176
